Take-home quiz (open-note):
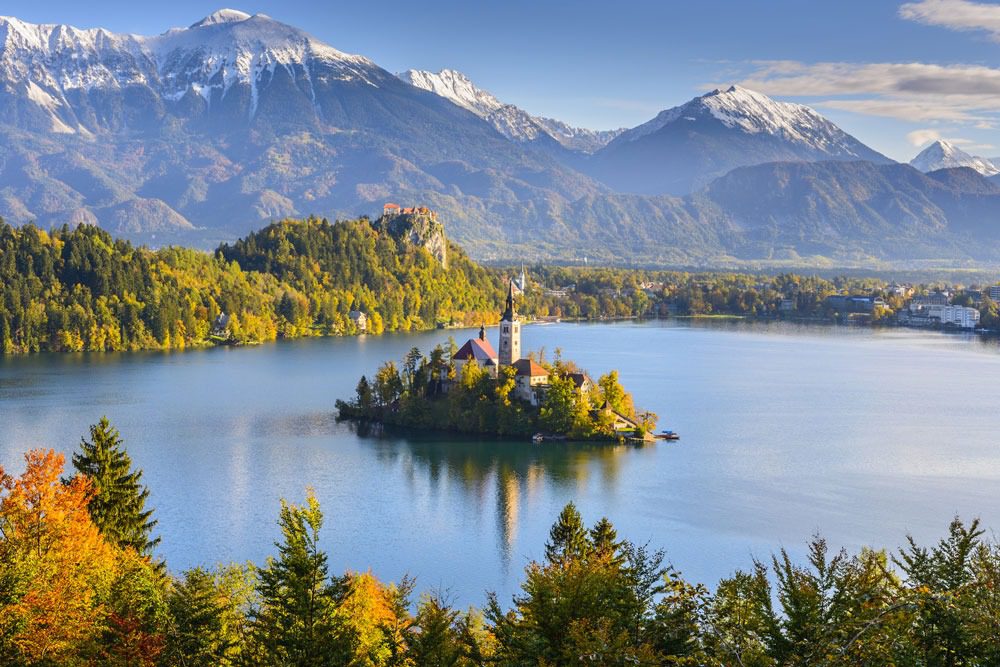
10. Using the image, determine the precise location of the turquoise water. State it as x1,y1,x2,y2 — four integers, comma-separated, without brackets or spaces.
2,320,1000,605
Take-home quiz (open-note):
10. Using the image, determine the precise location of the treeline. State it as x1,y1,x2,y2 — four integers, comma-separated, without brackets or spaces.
0,218,502,354
336,345,654,439
3,420,1000,665
520,265,1000,326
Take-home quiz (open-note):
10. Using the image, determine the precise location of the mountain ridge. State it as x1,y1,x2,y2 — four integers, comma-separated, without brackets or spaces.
398,68,624,153
584,85,894,196
0,11,998,267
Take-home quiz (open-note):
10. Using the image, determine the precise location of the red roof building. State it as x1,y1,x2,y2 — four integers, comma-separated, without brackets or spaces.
453,326,498,376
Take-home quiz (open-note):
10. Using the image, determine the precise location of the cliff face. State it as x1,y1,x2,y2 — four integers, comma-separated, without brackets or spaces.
377,211,449,268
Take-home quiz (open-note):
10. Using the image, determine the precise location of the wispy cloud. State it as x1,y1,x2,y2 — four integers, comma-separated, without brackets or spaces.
906,129,943,146
713,60,1000,125
904,128,993,150
899,0,1000,40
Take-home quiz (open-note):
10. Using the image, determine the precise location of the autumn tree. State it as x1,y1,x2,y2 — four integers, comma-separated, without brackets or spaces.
0,449,116,664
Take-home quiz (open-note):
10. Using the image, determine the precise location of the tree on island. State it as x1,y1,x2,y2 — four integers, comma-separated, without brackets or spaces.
337,345,654,440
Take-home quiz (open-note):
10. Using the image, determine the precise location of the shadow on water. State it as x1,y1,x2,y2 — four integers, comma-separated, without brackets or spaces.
346,421,647,568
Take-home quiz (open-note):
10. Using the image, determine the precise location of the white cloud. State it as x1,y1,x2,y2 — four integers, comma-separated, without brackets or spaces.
712,60,1000,125
899,0,1000,40
904,130,993,150
907,129,942,146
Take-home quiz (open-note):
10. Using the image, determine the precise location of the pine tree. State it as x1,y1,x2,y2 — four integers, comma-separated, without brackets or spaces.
253,491,340,666
72,417,159,556
590,517,621,561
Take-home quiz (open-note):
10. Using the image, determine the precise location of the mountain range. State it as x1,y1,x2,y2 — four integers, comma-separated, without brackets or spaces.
1,9,1000,266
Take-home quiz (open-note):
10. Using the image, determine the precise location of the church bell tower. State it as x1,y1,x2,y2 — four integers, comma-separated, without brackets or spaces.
498,280,520,367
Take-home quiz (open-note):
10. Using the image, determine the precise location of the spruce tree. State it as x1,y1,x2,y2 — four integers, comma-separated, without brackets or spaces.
544,502,592,566
253,491,340,666
72,417,159,556
166,568,233,666
590,517,621,561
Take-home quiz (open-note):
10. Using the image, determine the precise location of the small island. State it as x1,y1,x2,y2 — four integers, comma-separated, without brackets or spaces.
336,280,659,441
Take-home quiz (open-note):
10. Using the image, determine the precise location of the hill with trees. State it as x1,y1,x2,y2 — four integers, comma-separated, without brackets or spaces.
0,216,502,354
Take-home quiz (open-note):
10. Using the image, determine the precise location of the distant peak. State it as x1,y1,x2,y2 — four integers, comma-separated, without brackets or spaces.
190,9,252,28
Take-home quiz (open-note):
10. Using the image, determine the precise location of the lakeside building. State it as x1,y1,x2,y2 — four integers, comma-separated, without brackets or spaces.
825,295,886,314
348,310,367,332
904,302,980,329
989,285,1000,301
454,326,499,377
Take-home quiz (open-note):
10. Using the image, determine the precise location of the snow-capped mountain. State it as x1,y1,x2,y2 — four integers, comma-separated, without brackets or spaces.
398,68,623,153
587,85,892,195
2,10,996,265
0,10,611,238
0,9,393,134
910,140,999,176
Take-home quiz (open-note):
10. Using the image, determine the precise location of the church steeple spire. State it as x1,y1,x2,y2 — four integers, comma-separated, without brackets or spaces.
501,279,516,321
498,279,520,367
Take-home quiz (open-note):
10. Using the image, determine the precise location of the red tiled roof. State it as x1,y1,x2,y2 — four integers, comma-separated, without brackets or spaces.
454,337,498,363
384,203,401,209
512,358,548,377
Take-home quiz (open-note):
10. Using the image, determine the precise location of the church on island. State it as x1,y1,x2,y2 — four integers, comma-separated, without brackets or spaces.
453,280,571,407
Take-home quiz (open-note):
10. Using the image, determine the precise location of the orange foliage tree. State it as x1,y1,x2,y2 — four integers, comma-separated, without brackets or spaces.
0,449,165,666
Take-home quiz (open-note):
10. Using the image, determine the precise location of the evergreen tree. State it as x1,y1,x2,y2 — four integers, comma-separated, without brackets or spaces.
544,502,592,566
410,593,461,667
590,517,621,560
72,417,159,556
252,491,340,666
166,568,233,666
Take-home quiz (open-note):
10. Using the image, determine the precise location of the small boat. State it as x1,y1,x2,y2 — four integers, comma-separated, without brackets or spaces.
532,433,567,443
658,430,680,441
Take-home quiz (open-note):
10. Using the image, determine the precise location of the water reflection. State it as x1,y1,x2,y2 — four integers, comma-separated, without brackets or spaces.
348,421,641,568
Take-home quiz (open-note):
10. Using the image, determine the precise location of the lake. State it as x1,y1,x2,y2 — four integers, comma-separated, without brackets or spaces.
2,320,1000,606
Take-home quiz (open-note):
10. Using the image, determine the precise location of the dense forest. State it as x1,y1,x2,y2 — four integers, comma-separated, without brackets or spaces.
2,420,1000,665
518,265,1000,326
0,218,501,354
3,218,1000,356
336,344,656,440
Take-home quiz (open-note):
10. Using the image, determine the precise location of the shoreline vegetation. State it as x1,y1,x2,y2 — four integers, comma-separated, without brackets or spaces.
3,419,1000,665
3,216,1000,356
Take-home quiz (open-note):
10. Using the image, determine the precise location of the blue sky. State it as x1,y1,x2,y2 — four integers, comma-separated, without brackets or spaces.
4,0,1000,161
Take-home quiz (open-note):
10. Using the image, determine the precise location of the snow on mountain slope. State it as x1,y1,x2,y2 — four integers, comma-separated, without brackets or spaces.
147,10,382,110
589,85,891,196
399,68,622,152
0,9,384,131
910,140,999,176
612,85,872,157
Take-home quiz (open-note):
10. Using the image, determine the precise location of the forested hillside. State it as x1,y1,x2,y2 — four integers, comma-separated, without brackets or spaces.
0,218,502,354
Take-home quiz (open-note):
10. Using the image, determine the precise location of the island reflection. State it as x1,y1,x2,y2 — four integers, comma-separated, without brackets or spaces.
347,421,645,568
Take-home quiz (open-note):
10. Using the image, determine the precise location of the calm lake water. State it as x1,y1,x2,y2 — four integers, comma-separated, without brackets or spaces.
2,320,1000,605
